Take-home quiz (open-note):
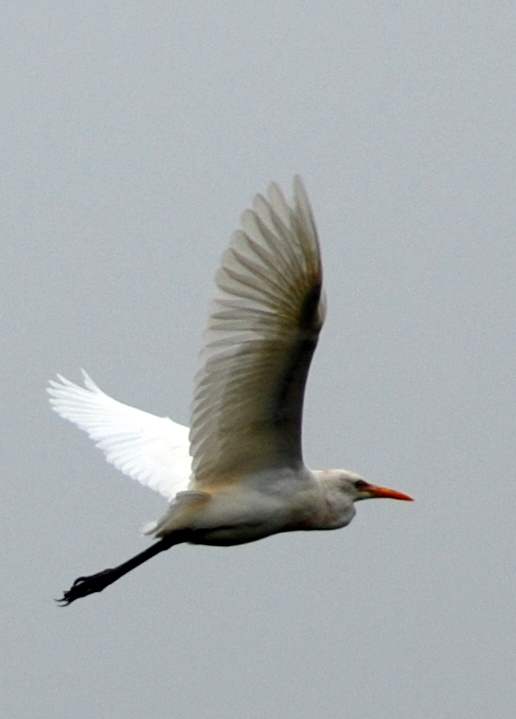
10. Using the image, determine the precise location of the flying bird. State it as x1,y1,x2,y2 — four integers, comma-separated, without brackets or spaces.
49,177,412,605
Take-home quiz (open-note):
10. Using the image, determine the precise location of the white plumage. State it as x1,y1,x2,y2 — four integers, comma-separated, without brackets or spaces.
49,177,412,605
48,371,191,500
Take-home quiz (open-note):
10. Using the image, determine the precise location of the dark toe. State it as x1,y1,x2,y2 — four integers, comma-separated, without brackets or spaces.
56,568,115,606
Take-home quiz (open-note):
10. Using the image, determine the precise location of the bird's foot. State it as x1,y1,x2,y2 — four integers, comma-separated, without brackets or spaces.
56,568,117,606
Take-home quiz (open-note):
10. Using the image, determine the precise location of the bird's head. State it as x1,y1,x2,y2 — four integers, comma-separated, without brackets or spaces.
323,470,413,503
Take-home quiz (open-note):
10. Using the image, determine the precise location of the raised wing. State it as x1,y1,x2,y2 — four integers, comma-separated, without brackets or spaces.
47,371,191,500
190,177,326,488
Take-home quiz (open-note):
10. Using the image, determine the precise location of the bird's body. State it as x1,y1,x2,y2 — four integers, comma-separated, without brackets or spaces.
152,467,359,546
49,177,412,605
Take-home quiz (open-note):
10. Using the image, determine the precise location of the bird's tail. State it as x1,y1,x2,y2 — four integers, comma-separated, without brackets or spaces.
150,489,212,538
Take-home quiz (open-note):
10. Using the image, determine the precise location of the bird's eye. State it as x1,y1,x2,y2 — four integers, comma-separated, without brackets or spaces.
354,480,368,490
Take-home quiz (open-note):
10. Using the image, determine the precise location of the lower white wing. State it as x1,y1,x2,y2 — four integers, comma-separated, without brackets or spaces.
47,371,192,500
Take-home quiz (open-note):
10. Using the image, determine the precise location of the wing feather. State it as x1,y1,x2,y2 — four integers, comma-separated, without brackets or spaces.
47,371,191,500
189,177,326,487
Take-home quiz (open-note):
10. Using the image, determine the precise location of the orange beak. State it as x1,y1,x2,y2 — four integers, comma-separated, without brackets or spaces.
363,483,413,501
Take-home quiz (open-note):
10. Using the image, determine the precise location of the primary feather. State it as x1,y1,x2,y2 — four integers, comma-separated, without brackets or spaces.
47,371,191,500
190,176,326,487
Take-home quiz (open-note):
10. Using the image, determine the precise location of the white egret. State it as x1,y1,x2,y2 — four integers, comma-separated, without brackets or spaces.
49,177,412,605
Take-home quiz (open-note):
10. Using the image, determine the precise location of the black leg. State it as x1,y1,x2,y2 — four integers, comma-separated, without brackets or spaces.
56,532,189,605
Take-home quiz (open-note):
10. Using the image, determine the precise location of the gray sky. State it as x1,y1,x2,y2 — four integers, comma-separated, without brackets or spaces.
3,3,516,717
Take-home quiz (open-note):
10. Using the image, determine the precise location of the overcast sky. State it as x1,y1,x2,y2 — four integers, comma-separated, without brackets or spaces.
3,3,516,718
